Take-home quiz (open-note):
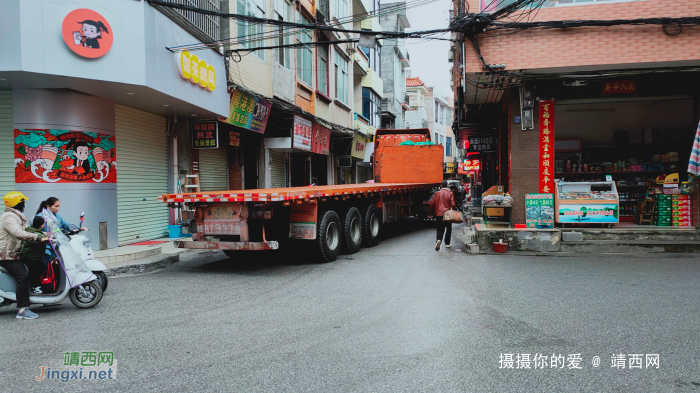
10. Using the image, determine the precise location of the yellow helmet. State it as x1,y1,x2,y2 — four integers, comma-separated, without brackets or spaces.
3,192,28,208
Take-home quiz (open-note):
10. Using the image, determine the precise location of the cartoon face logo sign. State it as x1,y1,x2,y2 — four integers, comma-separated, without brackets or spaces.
61,9,113,58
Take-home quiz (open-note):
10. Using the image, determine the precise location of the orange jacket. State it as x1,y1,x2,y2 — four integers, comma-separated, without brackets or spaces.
429,188,456,217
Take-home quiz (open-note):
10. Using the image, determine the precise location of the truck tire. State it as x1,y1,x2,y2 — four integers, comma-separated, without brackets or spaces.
340,207,362,254
315,210,341,262
362,204,381,247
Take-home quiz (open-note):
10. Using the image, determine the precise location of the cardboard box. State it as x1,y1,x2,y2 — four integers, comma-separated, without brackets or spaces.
672,194,690,200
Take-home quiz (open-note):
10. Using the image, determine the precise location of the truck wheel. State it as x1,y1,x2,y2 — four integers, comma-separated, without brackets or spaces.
315,210,341,262
362,204,381,247
340,207,362,254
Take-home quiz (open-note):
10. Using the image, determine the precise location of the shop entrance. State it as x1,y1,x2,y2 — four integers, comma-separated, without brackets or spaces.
554,96,697,228
290,154,311,187
243,141,259,190
311,155,327,186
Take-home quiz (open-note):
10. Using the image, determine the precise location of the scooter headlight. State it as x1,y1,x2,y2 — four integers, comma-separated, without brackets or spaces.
83,237,92,248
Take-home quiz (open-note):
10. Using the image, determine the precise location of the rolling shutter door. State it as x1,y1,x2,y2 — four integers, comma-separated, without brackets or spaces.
199,147,228,192
115,105,168,245
0,91,14,197
269,150,286,188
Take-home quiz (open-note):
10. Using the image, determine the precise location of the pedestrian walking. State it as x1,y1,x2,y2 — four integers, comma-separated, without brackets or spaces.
429,181,456,251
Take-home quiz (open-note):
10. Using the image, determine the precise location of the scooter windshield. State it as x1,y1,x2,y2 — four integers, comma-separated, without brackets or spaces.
42,209,95,288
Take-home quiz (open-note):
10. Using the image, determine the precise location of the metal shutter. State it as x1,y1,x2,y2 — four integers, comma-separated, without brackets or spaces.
199,147,228,192
115,105,168,245
269,150,286,188
0,91,14,197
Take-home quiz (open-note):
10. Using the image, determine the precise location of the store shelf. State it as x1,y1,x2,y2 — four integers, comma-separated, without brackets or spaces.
619,199,642,202
616,185,651,188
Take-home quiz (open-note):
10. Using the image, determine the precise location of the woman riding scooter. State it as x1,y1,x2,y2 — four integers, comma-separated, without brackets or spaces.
35,197,87,269
0,192,49,320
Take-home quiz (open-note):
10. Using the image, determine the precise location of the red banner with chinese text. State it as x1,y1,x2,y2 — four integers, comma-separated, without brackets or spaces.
539,100,554,194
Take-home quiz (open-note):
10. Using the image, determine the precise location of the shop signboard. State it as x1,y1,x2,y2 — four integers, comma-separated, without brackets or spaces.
602,80,636,95
14,129,117,183
466,135,497,153
351,133,368,159
558,204,619,223
445,162,456,174
311,124,331,155
177,50,217,92
539,100,555,194
229,131,240,147
337,156,352,167
292,116,313,151
458,159,480,174
192,121,219,149
525,193,554,228
62,9,113,59
222,90,271,133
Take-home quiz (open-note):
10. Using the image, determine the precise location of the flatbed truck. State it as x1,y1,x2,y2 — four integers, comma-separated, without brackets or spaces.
159,128,444,262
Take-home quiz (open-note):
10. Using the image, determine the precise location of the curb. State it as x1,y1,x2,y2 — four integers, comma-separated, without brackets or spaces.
104,253,180,276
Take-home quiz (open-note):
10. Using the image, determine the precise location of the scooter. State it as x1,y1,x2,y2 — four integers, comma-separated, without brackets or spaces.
66,213,108,291
0,211,103,310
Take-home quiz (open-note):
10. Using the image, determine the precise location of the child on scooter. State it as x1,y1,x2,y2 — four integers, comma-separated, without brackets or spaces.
21,216,48,294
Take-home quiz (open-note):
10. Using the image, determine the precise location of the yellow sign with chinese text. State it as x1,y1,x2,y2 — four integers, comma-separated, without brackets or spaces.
177,51,216,92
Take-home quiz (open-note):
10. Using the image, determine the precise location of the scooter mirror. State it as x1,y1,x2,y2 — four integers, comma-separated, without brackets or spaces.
80,212,85,219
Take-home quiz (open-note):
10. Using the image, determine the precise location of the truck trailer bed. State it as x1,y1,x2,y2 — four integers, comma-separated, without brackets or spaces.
159,182,438,203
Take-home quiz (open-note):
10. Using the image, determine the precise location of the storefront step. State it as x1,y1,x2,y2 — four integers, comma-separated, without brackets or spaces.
562,229,700,242
560,240,700,254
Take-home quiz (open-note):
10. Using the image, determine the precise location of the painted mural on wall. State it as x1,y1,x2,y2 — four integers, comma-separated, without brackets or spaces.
14,129,117,183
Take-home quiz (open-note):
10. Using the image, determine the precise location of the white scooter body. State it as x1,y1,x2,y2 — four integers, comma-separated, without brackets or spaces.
69,234,107,272
65,212,108,292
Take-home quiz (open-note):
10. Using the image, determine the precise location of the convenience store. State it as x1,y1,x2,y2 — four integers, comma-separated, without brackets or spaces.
510,73,699,229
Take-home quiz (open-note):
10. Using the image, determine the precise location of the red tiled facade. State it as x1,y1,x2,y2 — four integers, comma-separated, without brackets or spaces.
463,0,700,73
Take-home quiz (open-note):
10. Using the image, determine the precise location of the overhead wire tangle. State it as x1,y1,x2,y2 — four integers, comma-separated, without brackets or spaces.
225,0,443,49
149,0,449,52
185,0,441,49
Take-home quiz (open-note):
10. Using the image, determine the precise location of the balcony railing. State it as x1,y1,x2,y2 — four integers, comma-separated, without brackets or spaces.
161,0,221,40
380,98,398,115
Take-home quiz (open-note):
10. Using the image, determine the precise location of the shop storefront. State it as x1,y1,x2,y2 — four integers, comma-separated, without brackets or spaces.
0,1,229,248
263,115,331,188
219,89,271,191
509,74,700,228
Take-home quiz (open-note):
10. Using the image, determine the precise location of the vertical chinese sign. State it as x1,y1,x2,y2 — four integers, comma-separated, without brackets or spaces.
292,116,313,151
351,133,368,159
311,124,330,155
192,121,219,149
539,100,554,194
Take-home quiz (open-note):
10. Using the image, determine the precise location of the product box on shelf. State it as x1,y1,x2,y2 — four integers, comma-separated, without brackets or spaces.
672,194,690,200
672,221,691,227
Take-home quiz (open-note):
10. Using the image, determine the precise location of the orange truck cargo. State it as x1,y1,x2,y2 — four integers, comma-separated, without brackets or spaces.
159,128,443,262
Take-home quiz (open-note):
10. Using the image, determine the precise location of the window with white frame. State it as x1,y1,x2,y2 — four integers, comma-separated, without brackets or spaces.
274,0,292,68
362,88,380,127
296,10,313,86
238,0,267,61
317,41,329,96
446,137,452,157
335,51,349,104
434,102,439,122
334,0,349,20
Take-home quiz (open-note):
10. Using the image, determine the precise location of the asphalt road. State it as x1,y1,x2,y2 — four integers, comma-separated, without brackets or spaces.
2,220,700,392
